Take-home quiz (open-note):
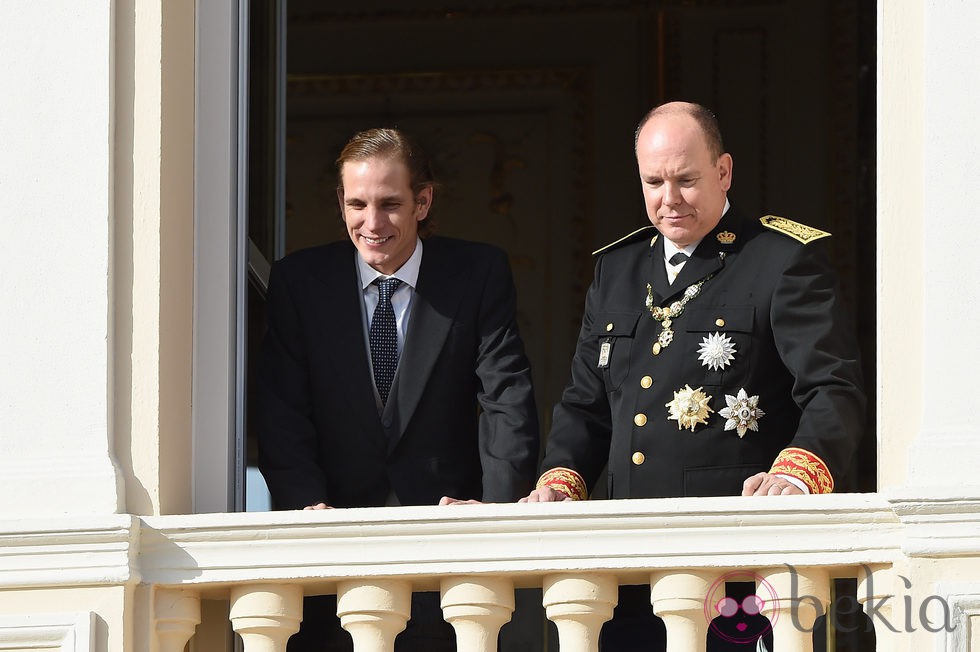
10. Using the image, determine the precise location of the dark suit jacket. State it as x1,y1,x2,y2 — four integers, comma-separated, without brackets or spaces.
257,236,539,509
541,208,866,498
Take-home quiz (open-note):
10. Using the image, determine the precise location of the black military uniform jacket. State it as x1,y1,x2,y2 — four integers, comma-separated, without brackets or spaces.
541,207,866,498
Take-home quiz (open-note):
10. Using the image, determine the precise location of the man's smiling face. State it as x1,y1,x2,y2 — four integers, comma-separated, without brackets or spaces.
338,156,431,275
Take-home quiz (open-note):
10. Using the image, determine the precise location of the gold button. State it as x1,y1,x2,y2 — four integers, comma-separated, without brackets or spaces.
715,318,725,327
632,451,646,465
652,342,662,356
606,323,614,332
640,375,653,389
634,413,648,426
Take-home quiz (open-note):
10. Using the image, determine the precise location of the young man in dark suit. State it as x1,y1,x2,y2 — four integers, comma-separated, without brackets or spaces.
257,127,539,651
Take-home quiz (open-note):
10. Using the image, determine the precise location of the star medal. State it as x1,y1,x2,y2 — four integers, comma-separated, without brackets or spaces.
719,388,765,438
666,384,714,431
697,332,736,371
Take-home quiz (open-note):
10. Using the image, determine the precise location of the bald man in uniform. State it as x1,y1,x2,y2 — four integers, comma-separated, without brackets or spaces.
522,102,866,650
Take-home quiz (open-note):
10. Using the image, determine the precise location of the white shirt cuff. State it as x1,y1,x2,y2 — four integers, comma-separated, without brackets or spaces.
776,473,810,494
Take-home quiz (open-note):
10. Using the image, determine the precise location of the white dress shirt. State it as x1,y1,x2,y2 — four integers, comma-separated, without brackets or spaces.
356,237,423,357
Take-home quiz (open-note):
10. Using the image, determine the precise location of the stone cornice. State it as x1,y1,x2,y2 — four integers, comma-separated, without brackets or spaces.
885,487,980,558
0,515,139,589
7,495,980,593
139,495,902,592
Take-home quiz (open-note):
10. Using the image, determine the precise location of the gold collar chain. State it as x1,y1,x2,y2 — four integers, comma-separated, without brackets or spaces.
645,273,715,349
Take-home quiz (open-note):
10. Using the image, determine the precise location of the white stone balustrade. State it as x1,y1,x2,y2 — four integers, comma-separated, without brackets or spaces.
134,496,907,651
229,584,303,652
760,566,830,652
440,576,514,651
154,588,201,652
857,564,898,652
146,566,872,651
651,569,718,652
12,493,974,651
337,579,412,652
542,573,618,652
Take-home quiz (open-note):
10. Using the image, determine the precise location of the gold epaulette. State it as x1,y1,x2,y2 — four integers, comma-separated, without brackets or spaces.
592,225,658,256
760,215,831,244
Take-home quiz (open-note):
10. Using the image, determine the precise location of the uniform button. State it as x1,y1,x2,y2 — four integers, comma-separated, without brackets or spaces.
640,375,653,389
652,342,662,356
634,413,648,426
606,323,614,332
632,451,646,465
715,318,725,327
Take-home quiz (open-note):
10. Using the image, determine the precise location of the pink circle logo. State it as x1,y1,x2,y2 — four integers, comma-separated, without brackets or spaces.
703,571,779,645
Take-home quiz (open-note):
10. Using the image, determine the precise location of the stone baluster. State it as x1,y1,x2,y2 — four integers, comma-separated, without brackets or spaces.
542,573,618,652
650,569,718,652
759,566,830,652
229,584,303,652
857,564,896,651
337,579,412,652
154,588,201,652
440,576,514,651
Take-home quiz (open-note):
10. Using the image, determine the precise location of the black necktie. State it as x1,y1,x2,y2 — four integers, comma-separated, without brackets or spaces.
369,277,402,406
667,252,689,284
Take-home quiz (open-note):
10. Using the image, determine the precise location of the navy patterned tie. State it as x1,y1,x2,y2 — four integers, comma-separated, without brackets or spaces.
369,277,402,406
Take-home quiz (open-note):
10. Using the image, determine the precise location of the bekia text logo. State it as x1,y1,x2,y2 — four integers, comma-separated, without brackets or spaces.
702,564,955,642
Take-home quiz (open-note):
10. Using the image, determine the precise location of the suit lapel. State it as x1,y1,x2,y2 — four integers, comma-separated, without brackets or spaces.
648,235,672,307
384,239,464,452
310,245,385,431
670,241,725,295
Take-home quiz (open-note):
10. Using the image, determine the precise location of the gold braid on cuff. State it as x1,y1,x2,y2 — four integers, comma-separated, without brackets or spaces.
769,447,834,494
535,467,588,501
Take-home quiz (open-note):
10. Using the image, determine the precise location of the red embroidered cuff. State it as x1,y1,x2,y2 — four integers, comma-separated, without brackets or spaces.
769,447,834,494
535,467,588,501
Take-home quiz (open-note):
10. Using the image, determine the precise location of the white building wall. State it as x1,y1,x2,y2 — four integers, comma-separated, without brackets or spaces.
0,1,979,651
906,0,980,489
0,2,123,516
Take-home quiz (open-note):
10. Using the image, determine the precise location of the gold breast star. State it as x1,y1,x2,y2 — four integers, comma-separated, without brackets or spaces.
666,385,714,432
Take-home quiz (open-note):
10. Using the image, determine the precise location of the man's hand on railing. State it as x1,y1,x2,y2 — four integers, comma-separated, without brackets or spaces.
303,502,333,510
438,496,483,505
742,472,805,496
517,486,573,503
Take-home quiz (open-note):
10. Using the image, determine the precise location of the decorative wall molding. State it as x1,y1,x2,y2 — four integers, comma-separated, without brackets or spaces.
0,612,95,651
0,515,138,589
886,490,980,558
927,583,980,652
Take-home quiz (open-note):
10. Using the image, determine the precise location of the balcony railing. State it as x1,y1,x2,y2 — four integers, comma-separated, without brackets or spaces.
13,492,978,651
133,494,911,652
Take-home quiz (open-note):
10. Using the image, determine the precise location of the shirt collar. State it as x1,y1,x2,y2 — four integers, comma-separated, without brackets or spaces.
663,237,699,263
662,199,731,262
357,237,424,290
